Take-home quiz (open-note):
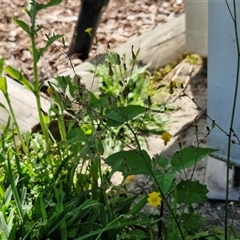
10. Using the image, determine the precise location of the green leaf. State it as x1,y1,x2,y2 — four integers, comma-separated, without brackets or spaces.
12,18,31,36
89,94,108,110
39,193,48,221
105,105,147,127
38,34,63,60
128,195,147,215
111,195,136,215
171,147,217,170
75,215,151,240
105,149,152,177
4,66,33,91
96,141,104,155
67,128,87,142
0,211,9,239
181,212,206,233
155,155,169,168
47,205,71,236
128,229,147,239
35,25,44,34
79,206,100,236
192,231,220,240
3,184,13,208
36,0,62,13
0,77,7,95
153,169,175,194
66,199,100,226
176,180,208,205
0,58,4,77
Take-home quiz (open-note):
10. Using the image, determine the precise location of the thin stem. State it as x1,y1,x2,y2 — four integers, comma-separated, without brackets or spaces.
31,38,51,148
5,93,28,154
225,1,240,239
97,152,111,220
29,0,51,148
6,153,25,223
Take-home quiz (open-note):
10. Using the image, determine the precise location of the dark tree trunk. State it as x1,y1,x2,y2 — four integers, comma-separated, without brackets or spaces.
68,0,110,61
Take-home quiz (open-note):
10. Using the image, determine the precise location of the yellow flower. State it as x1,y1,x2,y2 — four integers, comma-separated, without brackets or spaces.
147,191,162,208
161,131,172,145
47,87,53,95
85,27,93,36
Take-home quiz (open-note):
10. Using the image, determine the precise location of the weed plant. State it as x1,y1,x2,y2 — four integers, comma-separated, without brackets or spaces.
0,0,239,239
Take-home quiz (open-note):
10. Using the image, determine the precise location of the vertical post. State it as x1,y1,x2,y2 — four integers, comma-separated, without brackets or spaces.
185,0,240,200
206,1,240,200
185,0,208,57
68,0,110,60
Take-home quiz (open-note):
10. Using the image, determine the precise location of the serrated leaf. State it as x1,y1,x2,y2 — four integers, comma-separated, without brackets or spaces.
4,66,33,91
105,149,152,177
171,147,217,170
12,18,31,36
105,105,147,127
153,169,175,194
176,180,208,205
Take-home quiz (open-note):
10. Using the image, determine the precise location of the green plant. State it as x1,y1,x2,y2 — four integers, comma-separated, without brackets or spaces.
94,51,168,134
0,0,237,239
0,1,156,238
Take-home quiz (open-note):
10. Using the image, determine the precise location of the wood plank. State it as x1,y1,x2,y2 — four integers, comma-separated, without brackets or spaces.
0,14,185,133
0,76,51,133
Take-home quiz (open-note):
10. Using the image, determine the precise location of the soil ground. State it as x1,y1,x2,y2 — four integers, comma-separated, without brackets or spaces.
1,0,240,237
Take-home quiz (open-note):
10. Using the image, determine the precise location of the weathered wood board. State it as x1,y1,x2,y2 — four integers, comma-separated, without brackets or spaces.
0,14,186,133
0,76,51,133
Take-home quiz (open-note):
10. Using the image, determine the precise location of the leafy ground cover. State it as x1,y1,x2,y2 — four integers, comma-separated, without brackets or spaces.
0,0,240,239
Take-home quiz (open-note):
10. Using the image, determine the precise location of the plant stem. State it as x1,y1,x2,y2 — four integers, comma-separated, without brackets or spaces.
5,93,28,154
31,38,51,149
225,1,240,239
6,153,25,223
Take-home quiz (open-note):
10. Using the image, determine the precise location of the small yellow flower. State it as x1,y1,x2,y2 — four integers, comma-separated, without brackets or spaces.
47,87,53,95
147,191,162,208
161,131,172,146
85,27,93,36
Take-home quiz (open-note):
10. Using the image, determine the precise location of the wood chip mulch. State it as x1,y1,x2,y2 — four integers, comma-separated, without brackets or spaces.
0,0,184,82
